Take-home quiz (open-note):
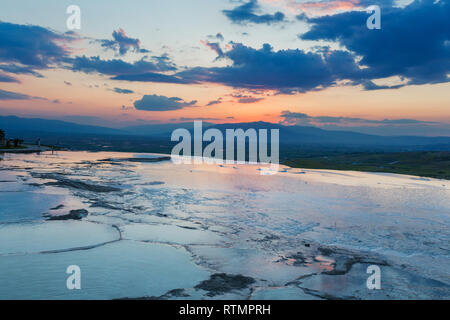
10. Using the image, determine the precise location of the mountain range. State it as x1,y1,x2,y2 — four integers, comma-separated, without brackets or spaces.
1,115,450,150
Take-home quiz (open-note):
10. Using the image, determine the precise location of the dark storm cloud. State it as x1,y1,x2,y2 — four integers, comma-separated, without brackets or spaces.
70,56,174,76
299,0,450,86
0,21,72,69
175,43,362,93
41,0,447,96
96,42,363,93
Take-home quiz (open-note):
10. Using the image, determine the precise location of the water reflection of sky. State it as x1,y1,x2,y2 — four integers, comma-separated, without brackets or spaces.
1,151,449,290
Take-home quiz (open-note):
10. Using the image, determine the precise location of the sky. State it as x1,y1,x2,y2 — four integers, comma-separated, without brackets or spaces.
0,0,449,136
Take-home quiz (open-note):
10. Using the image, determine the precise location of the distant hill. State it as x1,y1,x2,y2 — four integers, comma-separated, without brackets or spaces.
1,116,449,150
205,121,450,148
124,122,215,136
0,115,124,136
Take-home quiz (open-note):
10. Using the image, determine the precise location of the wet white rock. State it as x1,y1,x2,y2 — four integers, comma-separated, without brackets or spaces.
0,221,120,255
0,240,209,300
121,223,223,245
0,151,449,299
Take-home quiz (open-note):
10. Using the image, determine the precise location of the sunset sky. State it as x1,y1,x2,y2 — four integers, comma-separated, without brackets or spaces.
0,0,449,135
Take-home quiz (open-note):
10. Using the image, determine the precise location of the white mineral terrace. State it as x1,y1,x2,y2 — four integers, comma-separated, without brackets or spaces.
0,151,449,299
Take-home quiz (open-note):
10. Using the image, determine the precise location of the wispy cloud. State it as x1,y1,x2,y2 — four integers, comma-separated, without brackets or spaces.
232,94,264,103
0,64,44,78
280,110,450,136
262,0,392,16
0,72,20,83
0,89,31,100
207,32,224,41
206,98,223,106
200,40,224,59
176,117,221,121
98,28,148,56
113,87,134,94
280,110,438,126
223,0,286,25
